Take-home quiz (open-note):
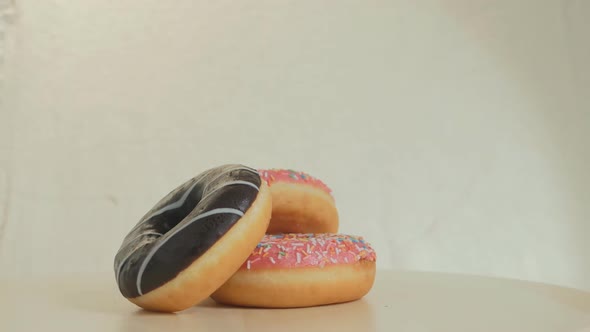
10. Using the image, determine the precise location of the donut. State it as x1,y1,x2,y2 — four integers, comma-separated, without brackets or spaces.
113,164,272,312
259,169,339,234
210,233,377,308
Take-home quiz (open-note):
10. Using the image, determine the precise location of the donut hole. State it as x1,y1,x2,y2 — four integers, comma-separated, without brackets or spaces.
143,181,206,237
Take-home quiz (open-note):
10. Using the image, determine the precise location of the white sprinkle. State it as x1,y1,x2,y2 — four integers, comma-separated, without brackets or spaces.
344,257,349,263
264,246,271,252
270,257,276,264
251,258,261,264
306,244,311,253
247,260,251,269
330,258,337,263
355,244,362,251
292,243,304,246
316,252,322,258
336,248,340,255
296,253,302,264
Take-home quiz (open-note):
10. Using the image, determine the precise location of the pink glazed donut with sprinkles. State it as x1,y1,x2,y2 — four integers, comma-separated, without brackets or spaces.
258,169,339,234
211,233,377,308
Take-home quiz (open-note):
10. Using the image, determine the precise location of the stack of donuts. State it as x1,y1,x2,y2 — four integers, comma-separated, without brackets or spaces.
114,164,376,312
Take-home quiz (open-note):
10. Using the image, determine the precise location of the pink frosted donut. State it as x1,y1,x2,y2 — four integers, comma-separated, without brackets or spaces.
210,233,377,308
259,169,339,234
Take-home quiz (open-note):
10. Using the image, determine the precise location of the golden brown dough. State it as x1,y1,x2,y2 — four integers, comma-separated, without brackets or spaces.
211,261,376,308
259,169,339,234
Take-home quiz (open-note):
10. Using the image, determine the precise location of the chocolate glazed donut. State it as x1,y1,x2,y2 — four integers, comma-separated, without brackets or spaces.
114,164,263,301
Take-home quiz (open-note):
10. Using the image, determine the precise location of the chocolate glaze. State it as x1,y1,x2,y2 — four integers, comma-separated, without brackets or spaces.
114,164,261,298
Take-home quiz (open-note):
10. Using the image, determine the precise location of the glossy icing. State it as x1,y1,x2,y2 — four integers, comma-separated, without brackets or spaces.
258,169,333,195
241,233,376,270
114,164,261,298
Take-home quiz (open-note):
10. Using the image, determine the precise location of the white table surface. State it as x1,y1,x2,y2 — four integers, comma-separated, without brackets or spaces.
2,270,589,332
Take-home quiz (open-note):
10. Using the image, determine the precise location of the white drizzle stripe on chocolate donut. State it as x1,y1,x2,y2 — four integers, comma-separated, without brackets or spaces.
114,164,261,298
142,182,200,223
135,207,245,296
124,165,257,236
115,231,163,281
199,180,260,202
114,179,206,277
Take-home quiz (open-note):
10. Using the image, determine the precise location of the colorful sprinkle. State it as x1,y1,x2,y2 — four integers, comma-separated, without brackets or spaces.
258,169,333,196
239,233,377,270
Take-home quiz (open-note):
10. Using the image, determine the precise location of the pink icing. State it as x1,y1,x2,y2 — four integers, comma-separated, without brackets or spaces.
258,169,333,195
240,233,377,270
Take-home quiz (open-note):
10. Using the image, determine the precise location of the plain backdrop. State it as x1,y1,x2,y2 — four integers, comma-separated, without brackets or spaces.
1,0,589,291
